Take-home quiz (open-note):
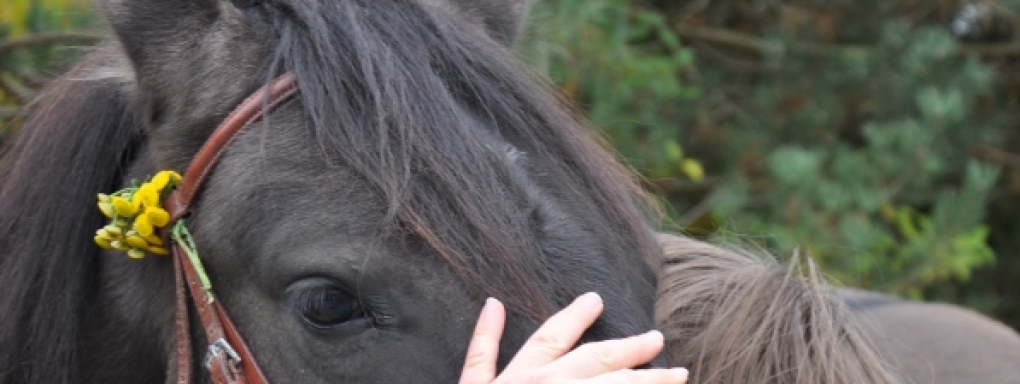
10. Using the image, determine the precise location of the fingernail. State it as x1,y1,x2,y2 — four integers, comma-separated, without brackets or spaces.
671,368,689,381
575,292,602,308
645,330,664,344
480,297,499,322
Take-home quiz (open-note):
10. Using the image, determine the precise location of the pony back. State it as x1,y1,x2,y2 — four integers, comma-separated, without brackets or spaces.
655,234,900,383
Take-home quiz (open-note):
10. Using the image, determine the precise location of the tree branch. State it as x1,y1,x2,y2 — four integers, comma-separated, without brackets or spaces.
673,23,872,58
972,145,1020,169
674,22,1020,58
958,42,1020,57
0,32,102,54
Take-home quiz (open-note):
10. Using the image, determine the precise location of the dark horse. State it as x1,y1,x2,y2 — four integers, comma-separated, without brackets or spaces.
0,0,995,383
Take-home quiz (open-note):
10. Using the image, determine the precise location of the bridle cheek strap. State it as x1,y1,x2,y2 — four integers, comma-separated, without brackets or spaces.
164,73,298,384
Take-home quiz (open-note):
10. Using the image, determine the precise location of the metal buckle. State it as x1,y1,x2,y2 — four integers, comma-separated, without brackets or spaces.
203,338,243,370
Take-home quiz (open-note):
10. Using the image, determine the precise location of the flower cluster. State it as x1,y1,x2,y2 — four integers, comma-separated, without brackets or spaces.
95,170,181,259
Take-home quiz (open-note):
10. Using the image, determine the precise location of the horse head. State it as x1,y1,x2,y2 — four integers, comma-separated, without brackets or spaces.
0,0,664,382
4,1,927,383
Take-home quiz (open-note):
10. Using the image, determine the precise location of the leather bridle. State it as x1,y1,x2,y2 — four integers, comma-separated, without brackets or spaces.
163,73,298,384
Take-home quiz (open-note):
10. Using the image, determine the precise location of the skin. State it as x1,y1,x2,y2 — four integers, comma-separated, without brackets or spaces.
461,294,689,384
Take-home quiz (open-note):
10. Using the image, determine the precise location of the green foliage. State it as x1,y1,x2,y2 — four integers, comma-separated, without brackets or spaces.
681,3,1007,298
522,0,701,180
0,0,94,70
0,0,95,134
524,0,1020,327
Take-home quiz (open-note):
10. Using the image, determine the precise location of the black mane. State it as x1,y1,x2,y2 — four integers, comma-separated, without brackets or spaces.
266,0,661,319
0,53,141,383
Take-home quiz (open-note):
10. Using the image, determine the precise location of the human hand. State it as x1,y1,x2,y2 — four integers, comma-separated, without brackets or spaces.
459,293,689,384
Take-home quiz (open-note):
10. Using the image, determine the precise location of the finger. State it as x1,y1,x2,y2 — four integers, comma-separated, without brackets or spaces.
459,298,506,384
503,292,603,372
550,330,667,379
581,367,689,384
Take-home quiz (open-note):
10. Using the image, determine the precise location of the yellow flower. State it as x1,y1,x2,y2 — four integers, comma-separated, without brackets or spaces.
126,235,149,249
132,184,159,209
96,194,115,218
110,240,131,252
96,228,115,241
145,207,171,227
150,171,172,191
103,224,124,236
95,235,113,249
134,215,155,237
95,169,183,259
98,202,115,219
111,196,137,217
148,246,170,256
151,170,182,190
143,233,164,247
127,249,146,259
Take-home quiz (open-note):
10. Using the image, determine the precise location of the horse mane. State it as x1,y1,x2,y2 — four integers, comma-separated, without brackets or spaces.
0,50,140,384
262,0,660,319
655,234,902,383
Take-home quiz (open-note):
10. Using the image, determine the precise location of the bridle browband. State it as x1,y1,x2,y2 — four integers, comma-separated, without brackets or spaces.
163,73,298,384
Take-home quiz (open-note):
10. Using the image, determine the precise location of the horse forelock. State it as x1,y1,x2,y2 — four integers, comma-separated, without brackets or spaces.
259,0,661,324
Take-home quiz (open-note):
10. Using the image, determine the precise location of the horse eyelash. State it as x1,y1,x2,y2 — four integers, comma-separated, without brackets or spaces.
361,297,396,327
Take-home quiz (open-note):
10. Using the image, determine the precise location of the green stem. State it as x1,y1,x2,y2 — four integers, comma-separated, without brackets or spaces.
171,220,215,303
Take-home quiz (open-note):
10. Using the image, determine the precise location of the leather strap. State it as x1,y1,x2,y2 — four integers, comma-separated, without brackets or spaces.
173,253,194,384
166,73,299,221
166,73,298,384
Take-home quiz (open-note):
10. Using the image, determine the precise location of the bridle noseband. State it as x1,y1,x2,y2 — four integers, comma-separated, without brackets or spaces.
163,73,298,384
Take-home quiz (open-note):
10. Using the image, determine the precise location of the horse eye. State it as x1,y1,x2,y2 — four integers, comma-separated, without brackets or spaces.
297,286,365,329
